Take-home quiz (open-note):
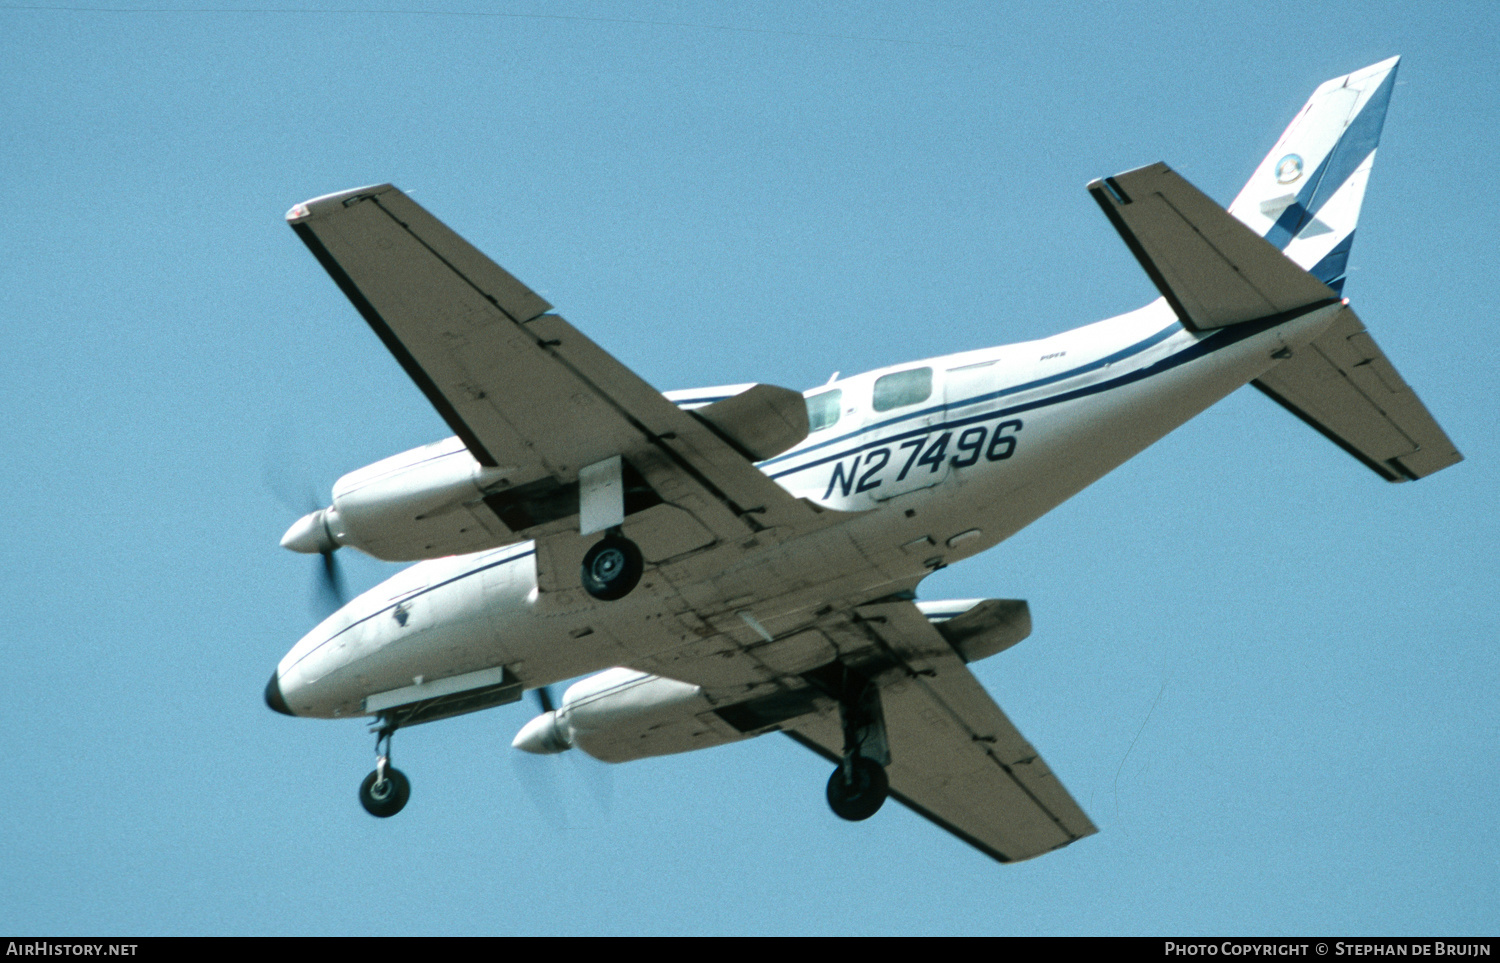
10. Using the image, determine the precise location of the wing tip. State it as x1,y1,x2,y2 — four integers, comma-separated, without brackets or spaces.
286,183,396,223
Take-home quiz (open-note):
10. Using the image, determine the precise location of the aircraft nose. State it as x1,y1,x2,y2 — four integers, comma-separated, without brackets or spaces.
264,671,295,716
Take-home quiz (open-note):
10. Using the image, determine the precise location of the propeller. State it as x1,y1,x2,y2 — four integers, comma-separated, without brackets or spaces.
265,463,348,619
511,684,614,821
511,744,567,829
315,547,347,617
573,741,615,816
513,685,565,826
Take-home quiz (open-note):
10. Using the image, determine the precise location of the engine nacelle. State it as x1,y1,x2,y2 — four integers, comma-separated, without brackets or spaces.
281,437,511,561
512,668,745,763
283,380,810,563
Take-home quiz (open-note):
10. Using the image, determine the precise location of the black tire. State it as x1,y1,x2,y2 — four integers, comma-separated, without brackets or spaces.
580,536,644,601
359,766,411,818
826,756,889,822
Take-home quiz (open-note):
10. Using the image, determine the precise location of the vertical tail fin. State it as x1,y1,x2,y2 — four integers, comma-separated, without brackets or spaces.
1219,57,1463,482
1227,57,1399,293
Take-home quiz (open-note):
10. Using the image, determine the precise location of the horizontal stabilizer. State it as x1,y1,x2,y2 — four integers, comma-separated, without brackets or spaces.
1090,163,1338,331
1254,306,1462,481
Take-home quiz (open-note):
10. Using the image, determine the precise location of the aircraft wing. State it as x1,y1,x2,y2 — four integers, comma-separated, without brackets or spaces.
635,599,1097,863
287,184,822,558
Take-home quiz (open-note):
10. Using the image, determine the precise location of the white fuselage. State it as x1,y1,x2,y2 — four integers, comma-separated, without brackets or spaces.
273,298,1341,719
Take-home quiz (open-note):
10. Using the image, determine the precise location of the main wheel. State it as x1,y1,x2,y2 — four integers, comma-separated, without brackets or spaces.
580,535,644,601
359,766,411,818
826,756,889,822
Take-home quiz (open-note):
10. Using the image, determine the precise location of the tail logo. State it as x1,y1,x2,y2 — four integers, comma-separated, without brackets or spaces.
1275,154,1304,184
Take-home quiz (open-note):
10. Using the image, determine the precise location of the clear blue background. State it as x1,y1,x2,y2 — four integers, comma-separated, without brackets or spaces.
2,0,1495,935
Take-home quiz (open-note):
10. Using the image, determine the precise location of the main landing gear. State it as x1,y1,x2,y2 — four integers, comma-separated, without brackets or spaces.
827,755,889,822
580,531,643,601
825,667,891,822
359,725,410,818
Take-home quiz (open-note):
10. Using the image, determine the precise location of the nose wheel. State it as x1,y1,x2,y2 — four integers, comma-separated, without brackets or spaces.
360,763,410,817
359,726,410,818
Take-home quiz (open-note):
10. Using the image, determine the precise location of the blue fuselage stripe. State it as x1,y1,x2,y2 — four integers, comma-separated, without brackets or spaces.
760,321,1182,471
769,314,1281,480
285,546,537,674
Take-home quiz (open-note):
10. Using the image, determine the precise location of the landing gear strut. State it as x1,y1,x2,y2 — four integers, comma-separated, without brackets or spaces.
580,532,643,601
359,725,410,818
825,666,890,822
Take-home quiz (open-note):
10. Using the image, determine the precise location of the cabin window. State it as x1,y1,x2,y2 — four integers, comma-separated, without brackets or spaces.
871,367,932,412
805,389,842,432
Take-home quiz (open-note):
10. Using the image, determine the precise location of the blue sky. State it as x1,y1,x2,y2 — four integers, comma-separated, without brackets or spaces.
2,0,1495,935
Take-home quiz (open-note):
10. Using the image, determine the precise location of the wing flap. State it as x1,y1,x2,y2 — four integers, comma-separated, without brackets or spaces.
1253,306,1462,480
1089,162,1338,330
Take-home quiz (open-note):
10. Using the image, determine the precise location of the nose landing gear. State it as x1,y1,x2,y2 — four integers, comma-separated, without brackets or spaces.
359,726,410,818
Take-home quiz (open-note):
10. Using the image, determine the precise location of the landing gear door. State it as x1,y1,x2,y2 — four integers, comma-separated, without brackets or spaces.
869,366,950,502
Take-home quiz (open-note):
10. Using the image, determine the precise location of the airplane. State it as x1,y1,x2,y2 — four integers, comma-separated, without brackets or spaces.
265,56,1460,863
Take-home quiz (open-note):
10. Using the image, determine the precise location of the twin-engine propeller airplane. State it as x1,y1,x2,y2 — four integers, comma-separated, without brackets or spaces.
267,57,1459,863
